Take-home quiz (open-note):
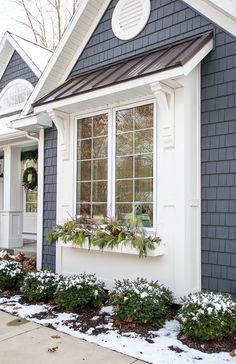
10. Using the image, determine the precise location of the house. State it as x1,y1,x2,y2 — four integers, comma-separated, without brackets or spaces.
0,32,52,259
7,0,236,298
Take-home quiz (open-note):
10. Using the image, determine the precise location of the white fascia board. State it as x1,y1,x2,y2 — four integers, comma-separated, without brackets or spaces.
9,112,52,132
183,38,213,75
5,33,41,78
206,0,236,21
22,0,112,116
0,130,25,143
0,34,14,80
34,38,213,114
182,0,236,37
34,67,183,113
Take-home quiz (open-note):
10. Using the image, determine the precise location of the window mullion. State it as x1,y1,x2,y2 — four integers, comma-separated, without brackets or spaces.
132,108,135,222
107,108,114,219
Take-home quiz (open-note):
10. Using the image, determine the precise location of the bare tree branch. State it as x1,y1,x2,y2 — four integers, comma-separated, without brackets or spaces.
6,0,79,49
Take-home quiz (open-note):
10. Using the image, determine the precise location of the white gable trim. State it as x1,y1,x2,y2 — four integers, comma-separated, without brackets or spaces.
182,0,236,37
0,32,41,80
25,0,234,117
0,36,14,81
22,0,112,116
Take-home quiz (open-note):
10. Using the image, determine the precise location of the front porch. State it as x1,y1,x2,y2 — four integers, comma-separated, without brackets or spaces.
0,141,38,251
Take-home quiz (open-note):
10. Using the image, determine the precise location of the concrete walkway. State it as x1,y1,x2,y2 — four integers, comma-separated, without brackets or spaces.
0,311,146,364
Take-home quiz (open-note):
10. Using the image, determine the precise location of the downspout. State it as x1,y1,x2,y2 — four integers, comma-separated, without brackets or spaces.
25,131,39,142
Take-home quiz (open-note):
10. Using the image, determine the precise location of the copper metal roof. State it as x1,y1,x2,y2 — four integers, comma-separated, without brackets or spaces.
34,32,212,107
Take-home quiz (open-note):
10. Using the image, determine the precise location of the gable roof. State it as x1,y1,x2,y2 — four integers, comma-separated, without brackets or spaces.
0,31,52,81
24,0,236,115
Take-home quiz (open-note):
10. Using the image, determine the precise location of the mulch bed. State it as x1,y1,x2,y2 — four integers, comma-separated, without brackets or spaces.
0,255,235,356
178,332,236,354
1,286,236,355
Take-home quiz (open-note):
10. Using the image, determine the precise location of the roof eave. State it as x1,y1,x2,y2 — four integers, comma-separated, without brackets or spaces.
182,0,236,37
22,0,112,116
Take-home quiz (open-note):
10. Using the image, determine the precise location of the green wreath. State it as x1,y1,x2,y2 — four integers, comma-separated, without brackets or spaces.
22,167,38,191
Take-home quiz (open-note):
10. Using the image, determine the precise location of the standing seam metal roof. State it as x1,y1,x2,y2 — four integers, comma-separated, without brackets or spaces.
34,31,213,107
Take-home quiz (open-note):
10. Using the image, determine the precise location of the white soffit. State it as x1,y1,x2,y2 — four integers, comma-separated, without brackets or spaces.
23,0,112,116
182,0,236,36
34,36,213,114
9,112,52,133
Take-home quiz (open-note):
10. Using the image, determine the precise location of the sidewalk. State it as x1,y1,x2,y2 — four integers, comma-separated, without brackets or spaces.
0,311,146,364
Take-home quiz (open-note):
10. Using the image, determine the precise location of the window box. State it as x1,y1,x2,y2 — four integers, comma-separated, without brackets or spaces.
58,237,165,257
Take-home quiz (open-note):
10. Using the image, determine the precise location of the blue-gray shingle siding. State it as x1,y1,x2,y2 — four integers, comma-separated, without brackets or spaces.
42,125,57,271
0,50,38,92
44,0,236,295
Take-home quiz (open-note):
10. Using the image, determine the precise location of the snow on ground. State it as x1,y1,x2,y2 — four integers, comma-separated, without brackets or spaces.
0,296,235,364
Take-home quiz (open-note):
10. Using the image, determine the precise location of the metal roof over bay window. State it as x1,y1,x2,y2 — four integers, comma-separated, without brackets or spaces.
33,32,213,113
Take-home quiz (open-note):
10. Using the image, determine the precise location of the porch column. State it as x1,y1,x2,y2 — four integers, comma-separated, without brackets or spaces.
0,145,23,248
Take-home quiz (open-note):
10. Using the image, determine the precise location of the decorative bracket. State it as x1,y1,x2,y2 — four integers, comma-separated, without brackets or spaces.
48,109,70,160
150,82,175,149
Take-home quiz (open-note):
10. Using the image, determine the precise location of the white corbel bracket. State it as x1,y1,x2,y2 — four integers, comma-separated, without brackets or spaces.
150,82,175,149
48,109,70,160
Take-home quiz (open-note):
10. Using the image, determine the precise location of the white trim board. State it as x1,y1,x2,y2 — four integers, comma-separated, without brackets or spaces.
54,67,202,299
37,129,44,270
22,0,112,116
0,32,41,79
34,37,213,114
23,0,233,118
182,0,236,37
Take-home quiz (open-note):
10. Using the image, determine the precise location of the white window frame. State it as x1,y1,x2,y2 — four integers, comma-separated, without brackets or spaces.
74,98,157,232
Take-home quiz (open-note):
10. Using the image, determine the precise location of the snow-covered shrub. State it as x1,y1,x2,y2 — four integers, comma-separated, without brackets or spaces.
178,291,236,340
55,273,106,311
0,260,25,289
21,271,61,302
110,278,173,327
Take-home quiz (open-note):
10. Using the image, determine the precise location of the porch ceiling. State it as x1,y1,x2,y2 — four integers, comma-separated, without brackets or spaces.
34,31,213,110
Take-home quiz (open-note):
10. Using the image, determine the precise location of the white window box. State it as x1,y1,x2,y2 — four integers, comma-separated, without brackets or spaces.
58,238,165,257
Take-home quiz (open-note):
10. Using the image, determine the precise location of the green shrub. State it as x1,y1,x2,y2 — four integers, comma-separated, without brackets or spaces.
21,271,60,302
178,291,236,340
55,273,106,311
0,260,25,289
110,278,173,327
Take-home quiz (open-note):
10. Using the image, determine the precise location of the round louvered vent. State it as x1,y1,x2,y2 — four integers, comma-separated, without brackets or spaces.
112,0,151,41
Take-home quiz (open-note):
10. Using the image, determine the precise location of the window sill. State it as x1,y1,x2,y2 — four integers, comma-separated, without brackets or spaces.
58,238,165,257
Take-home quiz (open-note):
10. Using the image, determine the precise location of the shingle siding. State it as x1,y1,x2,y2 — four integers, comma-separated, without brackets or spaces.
42,125,57,271
201,30,236,296
70,0,213,77
0,51,38,91
43,0,236,294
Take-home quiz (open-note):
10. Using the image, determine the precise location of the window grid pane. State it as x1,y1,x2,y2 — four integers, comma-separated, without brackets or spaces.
77,114,108,222
115,104,153,227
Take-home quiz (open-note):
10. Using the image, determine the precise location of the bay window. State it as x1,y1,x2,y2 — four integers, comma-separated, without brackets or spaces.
76,101,155,228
